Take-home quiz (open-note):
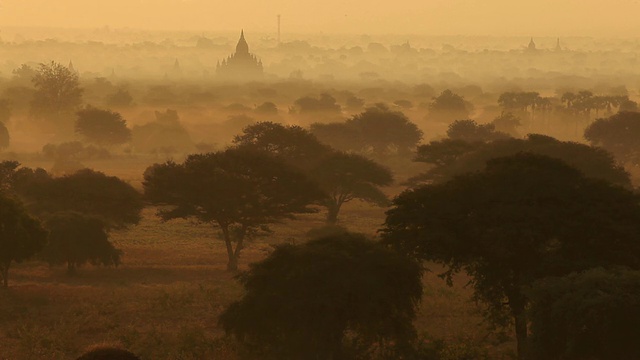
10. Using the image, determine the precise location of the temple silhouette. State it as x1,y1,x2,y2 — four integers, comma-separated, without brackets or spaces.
216,30,263,81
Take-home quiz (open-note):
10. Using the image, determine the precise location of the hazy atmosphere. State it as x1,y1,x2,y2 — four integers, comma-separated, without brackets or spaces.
1,1,640,359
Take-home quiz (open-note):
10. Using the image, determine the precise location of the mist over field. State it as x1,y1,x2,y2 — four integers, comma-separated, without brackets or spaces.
1,2,640,359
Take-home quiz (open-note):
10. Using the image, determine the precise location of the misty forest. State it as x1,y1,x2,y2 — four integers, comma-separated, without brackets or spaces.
1,10,640,360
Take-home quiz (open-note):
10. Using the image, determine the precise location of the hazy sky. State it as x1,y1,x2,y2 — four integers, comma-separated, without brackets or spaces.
1,0,640,36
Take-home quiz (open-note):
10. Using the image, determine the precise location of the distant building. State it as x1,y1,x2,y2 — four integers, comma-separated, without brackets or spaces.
216,30,263,81
555,38,563,52
527,38,537,52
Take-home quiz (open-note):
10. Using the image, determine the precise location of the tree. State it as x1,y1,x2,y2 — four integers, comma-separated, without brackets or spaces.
0,195,47,287
528,268,640,360
75,106,132,146
446,119,510,143
15,168,143,228
30,61,83,131
219,233,422,359
584,111,640,164
383,153,640,359
491,112,522,137
0,121,9,150
347,104,423,157
143,149,324,271
232,121,331,170
42,212,122,275
311,152,393,224
131,109,194,155
427,90,472,123
414,134,631,187
291,93,341,115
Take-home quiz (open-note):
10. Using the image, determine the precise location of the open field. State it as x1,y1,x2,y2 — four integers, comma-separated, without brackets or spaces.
0,199,515,359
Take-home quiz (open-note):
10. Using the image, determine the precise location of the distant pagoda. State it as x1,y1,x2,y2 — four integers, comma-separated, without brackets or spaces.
216,30,263,81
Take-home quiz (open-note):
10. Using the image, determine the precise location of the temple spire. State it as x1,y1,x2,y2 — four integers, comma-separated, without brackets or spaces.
236,30,249,54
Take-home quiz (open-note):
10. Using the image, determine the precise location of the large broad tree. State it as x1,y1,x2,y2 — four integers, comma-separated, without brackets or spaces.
219,233,423,359
0,195,47,287
13,167,143,228
311,152,393,224
75,106,132,147
143,148,324,271
232,123,393,224
383,153,640,360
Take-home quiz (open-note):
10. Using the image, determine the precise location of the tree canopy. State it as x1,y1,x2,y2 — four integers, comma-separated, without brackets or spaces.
219,233,422,359
426,89,472,123
528,268,640,360
30,61,83,131
42,212,122,275
232,121,331,170
584,111,640,164
0,121,9,150
383,153,640,359
143,148,324,271
311,104,422,157
14,168,143,228
414,134,631,187
0,195,47,287
75,106,131,146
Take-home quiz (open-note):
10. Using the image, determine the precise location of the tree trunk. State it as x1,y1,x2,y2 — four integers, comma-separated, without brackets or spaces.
326,203,340,224
220,224,238,272
510,296,529,360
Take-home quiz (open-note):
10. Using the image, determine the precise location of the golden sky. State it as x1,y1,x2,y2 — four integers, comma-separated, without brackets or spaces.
1,0,639,36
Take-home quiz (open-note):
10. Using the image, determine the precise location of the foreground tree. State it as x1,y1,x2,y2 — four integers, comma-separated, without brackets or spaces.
0,195,47,287
528,268,640,360
143,149,324,271
219,233,422,359
383,153,640,359
311,152,393,224
75,106,131,147
42,212,122,275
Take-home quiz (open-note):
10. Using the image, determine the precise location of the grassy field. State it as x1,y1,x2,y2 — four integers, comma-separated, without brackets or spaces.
0,196,515,359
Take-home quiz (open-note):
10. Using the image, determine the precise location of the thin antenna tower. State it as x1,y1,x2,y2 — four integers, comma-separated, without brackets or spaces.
277,14,281,45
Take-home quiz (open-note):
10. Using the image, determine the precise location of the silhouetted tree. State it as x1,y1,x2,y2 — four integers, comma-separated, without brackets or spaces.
42,212,122,275
143,149,323,271
75,106,131,147
309,122,360,153
383,153,640,360
30,61,83,132
491,112,522,137
0,195,47,287
232,121,331,170
311,152,393,224
414,134,630,187
254,102,278,115
219,233,422,359
584,111,640,164
528,268,640,360
427,90,472,123
446,119,510,143
16,168,143,228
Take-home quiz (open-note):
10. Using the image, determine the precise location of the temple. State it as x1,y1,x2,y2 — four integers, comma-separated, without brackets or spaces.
216,30,263,81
